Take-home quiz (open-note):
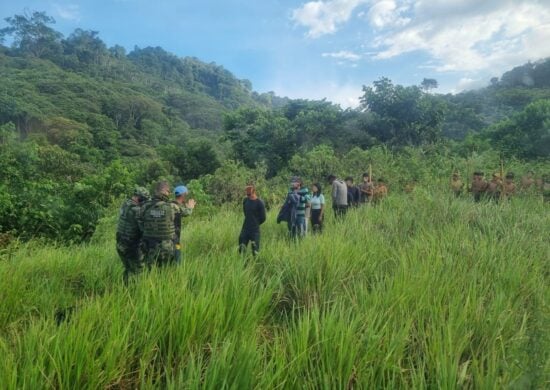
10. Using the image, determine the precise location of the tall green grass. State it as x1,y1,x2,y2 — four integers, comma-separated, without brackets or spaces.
0,191,548,388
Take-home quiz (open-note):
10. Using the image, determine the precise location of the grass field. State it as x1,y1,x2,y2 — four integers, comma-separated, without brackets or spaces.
0,190,548,389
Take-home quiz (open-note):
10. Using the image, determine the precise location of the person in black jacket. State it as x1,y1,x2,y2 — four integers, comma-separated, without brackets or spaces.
239,185,266,257
345,176,361,207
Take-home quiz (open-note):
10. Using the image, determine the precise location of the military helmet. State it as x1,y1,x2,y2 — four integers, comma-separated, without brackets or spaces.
133,186,150,201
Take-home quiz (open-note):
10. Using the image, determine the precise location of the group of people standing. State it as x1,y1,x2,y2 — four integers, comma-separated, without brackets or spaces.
116,181,196,283
238,173,389,258
450,170,549,202
268,174,387,237
116,169,548,280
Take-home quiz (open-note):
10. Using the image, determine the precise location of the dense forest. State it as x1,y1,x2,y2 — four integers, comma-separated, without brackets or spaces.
0,11,549,242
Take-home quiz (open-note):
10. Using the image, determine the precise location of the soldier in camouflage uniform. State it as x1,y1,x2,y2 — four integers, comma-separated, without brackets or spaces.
116,186,150,284
486,173,502,202
450,172,464,197
141,181,190,268
470,171,488,202
503,172,516,199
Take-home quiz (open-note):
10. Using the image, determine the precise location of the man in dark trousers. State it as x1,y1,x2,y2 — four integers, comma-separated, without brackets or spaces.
116,186,150,284
239,185,266,257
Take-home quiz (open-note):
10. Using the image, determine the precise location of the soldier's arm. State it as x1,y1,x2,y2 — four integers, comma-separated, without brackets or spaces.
179,205,193,217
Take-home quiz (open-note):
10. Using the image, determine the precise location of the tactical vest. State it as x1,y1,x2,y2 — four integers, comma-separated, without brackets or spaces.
142,199,175,241
117,199,141,240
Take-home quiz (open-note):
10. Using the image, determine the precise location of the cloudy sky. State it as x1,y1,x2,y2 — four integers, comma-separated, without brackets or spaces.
1,0,549,107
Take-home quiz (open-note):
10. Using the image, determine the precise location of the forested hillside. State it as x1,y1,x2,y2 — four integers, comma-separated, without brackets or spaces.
0,11,549,243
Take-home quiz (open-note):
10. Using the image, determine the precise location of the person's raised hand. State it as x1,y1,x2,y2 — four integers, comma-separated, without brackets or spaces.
186,199,197,209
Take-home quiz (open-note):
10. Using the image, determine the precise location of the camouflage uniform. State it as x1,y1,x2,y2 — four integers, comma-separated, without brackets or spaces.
470,174,488,202
450,175,463,197
141,194,189,267
486,174,502,202
503,173,516,199
116,187,149,283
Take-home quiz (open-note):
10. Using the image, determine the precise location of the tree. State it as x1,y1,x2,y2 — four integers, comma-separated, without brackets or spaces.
0,11,62,59
483,99,550,159
421,78,438,92
63,29,108,67
360,78,445,146
224,107,296,177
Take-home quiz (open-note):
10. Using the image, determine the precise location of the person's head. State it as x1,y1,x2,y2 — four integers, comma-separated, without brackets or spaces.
133,186,150,204
245,184,256,198
312,183,322,195
378,178,385,184
505,172,514,180
362,172,370,182
473,171,483,180
527,170,534,177
174,185,188,204
492,173,501,181
452,172,460,179
154,181,171,199
345,176,354,186
291,176,302,190
327,174,336,184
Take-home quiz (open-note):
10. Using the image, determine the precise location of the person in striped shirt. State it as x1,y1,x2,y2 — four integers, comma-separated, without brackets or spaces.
288,177,311,239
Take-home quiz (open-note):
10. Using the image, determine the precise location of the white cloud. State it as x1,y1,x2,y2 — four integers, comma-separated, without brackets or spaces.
53,4,81,22
322,50,362,61
291,0,368,38
274,82,362,108
453,77,486,92
366,0,410,29
370,0,550,74
292,0,550,84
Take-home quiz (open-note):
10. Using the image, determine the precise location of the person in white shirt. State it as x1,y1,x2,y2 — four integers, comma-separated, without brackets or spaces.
310,183,325,233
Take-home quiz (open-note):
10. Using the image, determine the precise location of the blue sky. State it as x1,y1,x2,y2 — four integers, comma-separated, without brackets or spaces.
1,0,550,107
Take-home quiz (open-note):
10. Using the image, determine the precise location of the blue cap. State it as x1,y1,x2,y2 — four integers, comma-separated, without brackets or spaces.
174,185,188,197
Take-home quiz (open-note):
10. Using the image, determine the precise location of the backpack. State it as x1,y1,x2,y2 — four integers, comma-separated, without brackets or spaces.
277,192,300,224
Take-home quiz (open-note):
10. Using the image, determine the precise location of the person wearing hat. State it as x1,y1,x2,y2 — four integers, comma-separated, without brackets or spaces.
503,172,516,199
239,185,266,257
450,172,464,198
173,184,196,263
520,170,535,192
487,172,502,202
470,171,488,202
372,178,388,204
116,186,150,284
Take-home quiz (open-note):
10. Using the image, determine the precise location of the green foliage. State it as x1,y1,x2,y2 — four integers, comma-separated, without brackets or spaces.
483,100,550,159
361,77,446,146
1,10,549,244
224,107,297,177
159,140,221,182
0,11,62,59
201,160,268,205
